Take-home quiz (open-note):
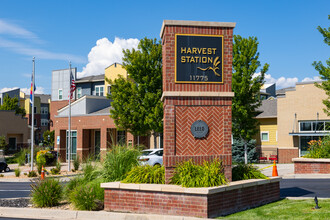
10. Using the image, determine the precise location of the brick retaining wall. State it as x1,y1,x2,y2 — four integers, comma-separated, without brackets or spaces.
293,158,330,174
101,178,281,218
278,148,299,163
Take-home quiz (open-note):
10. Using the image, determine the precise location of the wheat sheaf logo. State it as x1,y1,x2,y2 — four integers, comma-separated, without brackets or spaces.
197,56,221,77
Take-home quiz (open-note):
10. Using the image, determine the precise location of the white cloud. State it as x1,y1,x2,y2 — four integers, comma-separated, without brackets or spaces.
253,72,320,89
0,19,39,41
0,87,19,93
1,87,45,95
78,37,139,78
0,37,86,63
302,76,321,82
21,87,45,95
0,19,85,63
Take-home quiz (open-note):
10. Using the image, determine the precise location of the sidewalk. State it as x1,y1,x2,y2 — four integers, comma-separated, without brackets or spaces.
0,162,80,182
255,163,330,179
0,207,209,220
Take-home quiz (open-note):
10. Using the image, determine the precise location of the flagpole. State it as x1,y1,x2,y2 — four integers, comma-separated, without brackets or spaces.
30,57,35,171
68,62,71,171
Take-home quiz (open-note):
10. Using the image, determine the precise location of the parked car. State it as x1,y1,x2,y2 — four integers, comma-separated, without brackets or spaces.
138,148,163,166
0,150,10,172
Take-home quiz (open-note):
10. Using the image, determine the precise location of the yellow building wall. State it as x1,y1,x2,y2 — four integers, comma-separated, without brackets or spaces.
277,82,330,148
104,63,127,96
23,96,41,114
256,118,278,146
255,118,278,158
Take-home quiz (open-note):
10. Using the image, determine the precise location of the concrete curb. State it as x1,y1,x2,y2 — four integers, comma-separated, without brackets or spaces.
0,174,79,182
285,197,330,200
0,207,210,220
282,174,330,179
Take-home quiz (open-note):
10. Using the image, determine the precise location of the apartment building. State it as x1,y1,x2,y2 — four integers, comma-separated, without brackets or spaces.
50,63,150,161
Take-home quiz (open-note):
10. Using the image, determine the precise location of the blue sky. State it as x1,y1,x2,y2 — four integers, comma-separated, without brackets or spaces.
0,0,329,94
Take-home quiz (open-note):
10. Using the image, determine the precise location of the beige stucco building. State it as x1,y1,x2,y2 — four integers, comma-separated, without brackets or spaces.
277,82,330,157
0,110,30,151
256,81,330,163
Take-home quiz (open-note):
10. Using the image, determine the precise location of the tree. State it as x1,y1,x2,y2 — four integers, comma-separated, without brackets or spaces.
0,135,7,150
109,37,163,146
42,130,54,147
107,76,150,137
313,15,330,115
232,35,269,164
0,94,26,117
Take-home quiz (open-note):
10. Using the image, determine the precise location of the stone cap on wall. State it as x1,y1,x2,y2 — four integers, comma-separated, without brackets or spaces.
292,157,330,163
161,91,235,101
160,20,236,38
101,177,281,195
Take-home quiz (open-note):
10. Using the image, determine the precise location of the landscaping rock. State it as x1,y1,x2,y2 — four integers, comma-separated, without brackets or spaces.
0,198,30,207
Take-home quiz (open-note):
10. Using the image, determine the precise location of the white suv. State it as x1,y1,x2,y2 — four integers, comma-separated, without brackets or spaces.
138,148,163,166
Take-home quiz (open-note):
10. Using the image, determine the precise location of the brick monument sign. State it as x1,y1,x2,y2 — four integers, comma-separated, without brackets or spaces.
160,20,235,182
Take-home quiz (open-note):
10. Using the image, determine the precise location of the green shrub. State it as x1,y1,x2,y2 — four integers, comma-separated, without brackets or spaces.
305,136,330,158
170,159,227,187
122,165,165,184
232,163,268,181
82,160,101,183
64,176,84,199
69,179,104,211
30,178,62,207
102,145,141,182
56,161,61,171
28,171,37,177
15,168,21,177
17,148,29,166
0,135,6,150
73,155,80,171
50,168,60,175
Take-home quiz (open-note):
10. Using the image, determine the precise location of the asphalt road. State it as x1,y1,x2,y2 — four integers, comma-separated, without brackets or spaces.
1,179,330,199
280,178,330,198
0,182,31,199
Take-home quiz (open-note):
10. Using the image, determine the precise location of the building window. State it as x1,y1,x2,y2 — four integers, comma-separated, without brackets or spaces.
300,136,323,156
66,130,77,160
95,86,104,96
77,87,82,99
299,121,330,132
34,107,37,114
107,85,111,95
117,130,126,145
41,107,48,114
58,89,63,100
261,132,269,142
41,119,48,126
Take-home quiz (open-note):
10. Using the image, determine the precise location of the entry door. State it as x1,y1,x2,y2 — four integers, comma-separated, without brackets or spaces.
66,131,77,161
8,138,16,150
94,130,100,158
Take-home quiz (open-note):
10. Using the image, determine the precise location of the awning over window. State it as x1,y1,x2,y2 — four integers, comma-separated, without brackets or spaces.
289,132,330,136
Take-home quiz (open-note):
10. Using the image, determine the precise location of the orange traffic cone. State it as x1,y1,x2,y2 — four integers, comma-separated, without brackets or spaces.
272,160,278,177
41,165,45,180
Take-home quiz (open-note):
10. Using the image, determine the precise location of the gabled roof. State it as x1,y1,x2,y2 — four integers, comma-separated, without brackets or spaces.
255,99,277,118
75,74,105,83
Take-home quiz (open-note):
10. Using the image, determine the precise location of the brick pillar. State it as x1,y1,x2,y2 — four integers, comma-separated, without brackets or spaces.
160,20,235,182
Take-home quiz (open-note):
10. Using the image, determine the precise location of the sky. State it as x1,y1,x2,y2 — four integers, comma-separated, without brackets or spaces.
0,0,329,95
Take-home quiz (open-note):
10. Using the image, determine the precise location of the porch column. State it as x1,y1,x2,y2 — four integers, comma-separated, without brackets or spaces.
101,127,107,159
77,127,83,161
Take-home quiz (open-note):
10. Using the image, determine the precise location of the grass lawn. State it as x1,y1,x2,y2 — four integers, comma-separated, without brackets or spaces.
217,199,330,219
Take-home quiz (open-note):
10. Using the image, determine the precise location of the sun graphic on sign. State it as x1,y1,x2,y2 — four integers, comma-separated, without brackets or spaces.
197,56,221,76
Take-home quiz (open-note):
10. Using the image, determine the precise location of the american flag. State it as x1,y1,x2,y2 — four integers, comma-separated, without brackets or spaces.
69,70,76,100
